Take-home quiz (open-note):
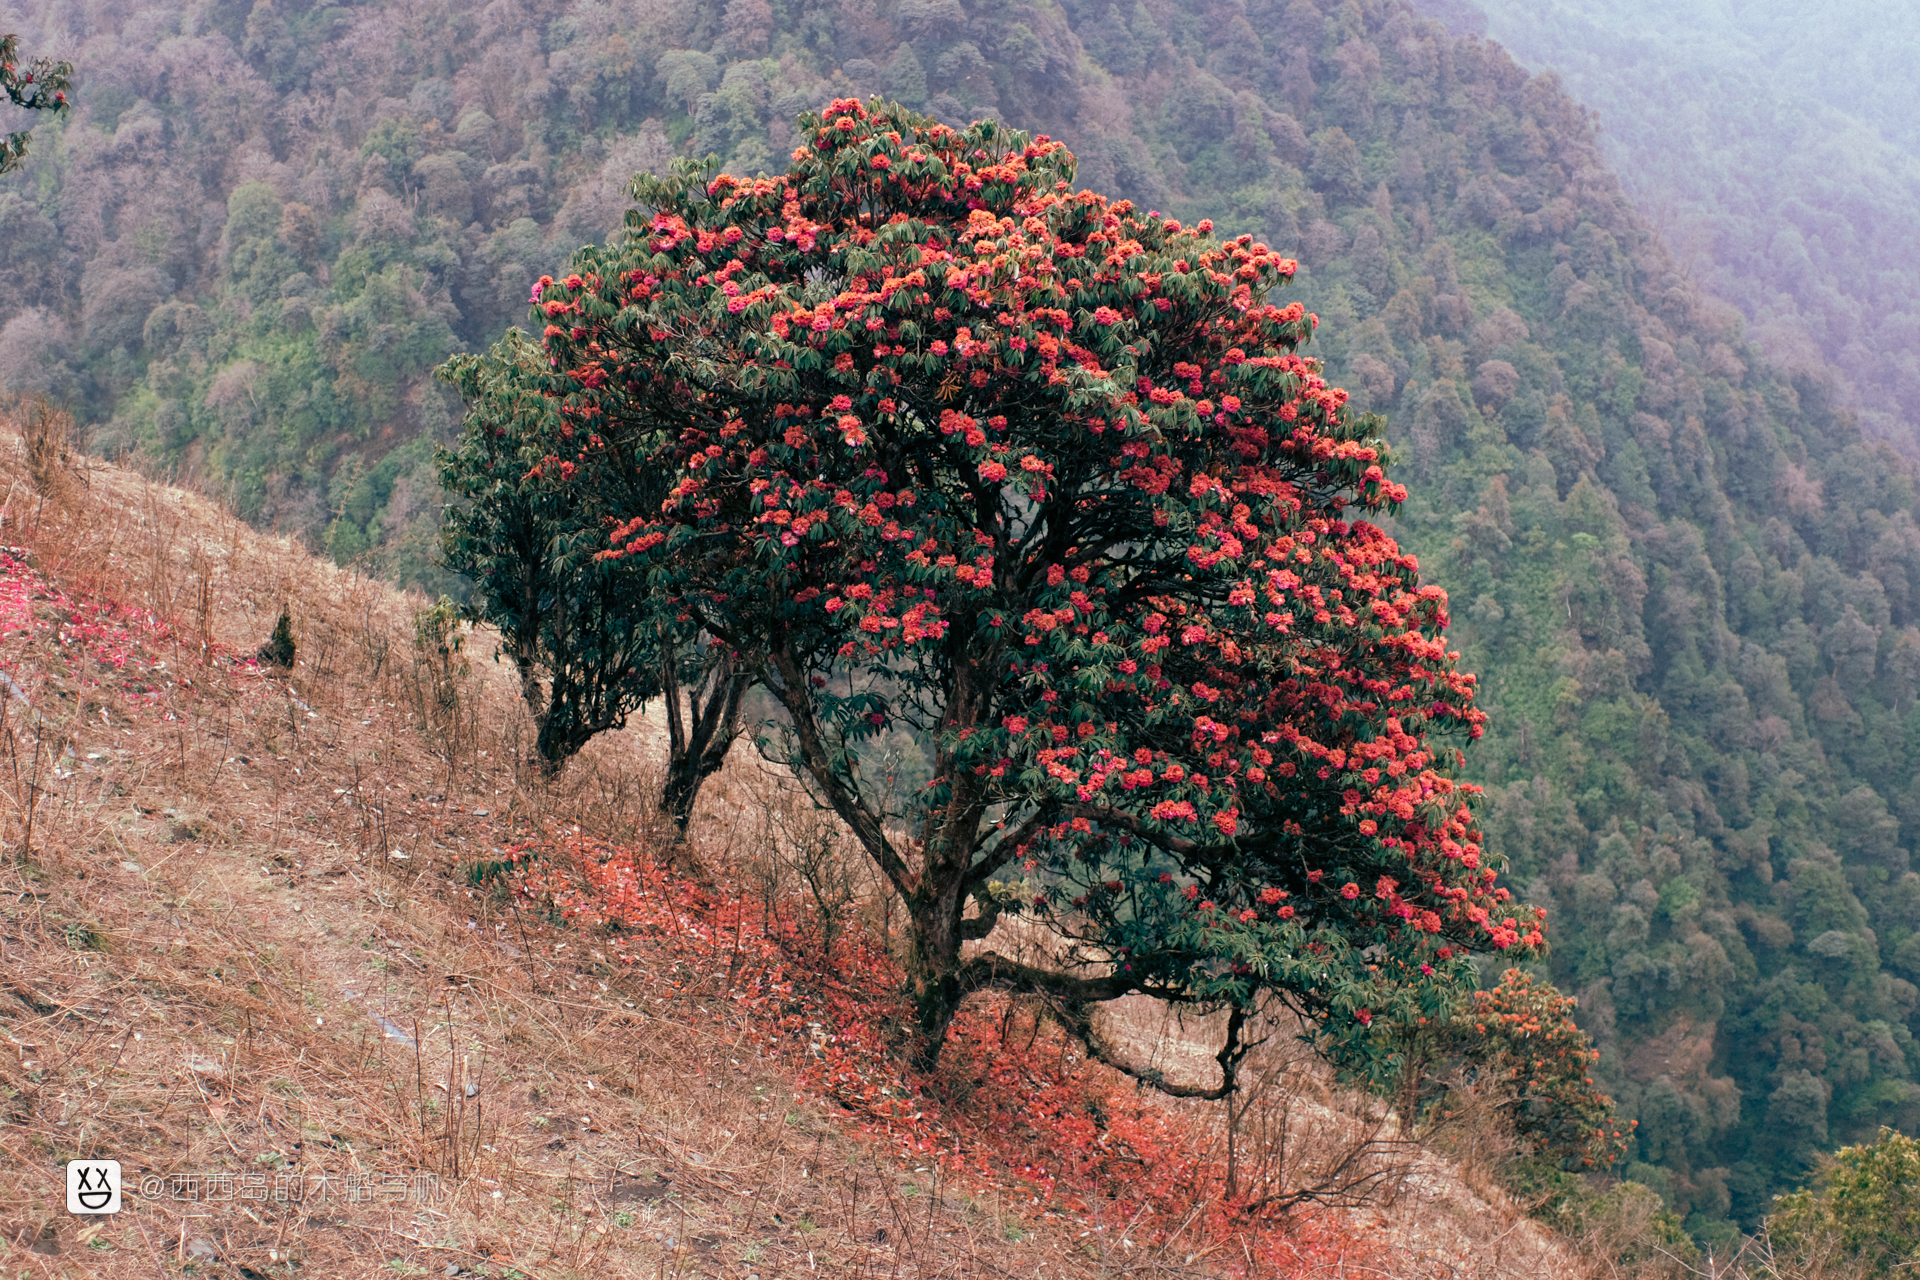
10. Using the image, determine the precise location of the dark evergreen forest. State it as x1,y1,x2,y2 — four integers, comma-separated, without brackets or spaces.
3,0,1918,1244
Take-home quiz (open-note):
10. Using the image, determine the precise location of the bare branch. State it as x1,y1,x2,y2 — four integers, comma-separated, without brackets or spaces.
763,645,918,899
957,894,1003,941
1233,1130,1418,1217
958,949,1133,1004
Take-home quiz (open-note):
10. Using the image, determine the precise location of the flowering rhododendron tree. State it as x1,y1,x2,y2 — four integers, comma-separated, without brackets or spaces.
0,33,71,176
519,98,1550,1076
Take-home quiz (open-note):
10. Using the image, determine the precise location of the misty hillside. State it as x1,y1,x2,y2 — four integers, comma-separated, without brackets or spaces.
2,0,1920,1248
1421,0,1920,452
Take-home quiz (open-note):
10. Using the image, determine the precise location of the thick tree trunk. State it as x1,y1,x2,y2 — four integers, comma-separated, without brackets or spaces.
900,757,998,1068
905,869,968,1070
659,752,701,831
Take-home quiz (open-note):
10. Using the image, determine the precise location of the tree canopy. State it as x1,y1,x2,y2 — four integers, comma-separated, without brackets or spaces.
436,328,751,824
515,99,1558,1103
1448,0,1920,451
1766,1126,1920,1273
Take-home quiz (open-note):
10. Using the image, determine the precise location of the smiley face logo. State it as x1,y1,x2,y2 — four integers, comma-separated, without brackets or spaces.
66,1161,121,1214
74,1167,113,1209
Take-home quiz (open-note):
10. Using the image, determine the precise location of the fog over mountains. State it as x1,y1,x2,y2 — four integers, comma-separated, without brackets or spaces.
1424,0,1920,452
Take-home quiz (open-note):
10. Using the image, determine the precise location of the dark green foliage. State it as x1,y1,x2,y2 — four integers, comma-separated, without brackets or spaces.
437,332,667,772
258,608,295,668
436,331,750,812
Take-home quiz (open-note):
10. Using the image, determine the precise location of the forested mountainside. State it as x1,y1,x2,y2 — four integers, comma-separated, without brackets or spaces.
4,0,1920,1244
1415,0,1920,454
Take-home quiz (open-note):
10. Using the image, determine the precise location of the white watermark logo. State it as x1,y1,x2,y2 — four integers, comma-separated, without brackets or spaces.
66,1161,121,1214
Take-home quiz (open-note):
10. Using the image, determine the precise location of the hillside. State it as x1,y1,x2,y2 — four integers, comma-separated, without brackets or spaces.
1413,0,1920,454
3,0,1920,1244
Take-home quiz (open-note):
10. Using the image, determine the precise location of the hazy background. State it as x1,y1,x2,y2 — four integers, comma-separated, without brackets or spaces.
1424,0,1920,449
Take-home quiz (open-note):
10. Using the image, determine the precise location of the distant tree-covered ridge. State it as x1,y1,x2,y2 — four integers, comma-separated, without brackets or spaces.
5,0,1920,1241
1419,0,1920,455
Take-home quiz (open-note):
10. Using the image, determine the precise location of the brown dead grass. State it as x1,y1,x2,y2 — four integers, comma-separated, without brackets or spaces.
1085,998,1591,1279
0,422,1662,1280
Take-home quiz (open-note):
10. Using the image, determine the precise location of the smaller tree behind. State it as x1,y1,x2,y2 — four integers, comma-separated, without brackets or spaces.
1,34,71,176
1390,967,1629,1174
436,331,749,831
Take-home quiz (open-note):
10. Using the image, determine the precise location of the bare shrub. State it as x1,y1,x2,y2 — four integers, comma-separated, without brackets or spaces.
0,689,57,868
1095,999,1421,1216
402,594,482,773
1743,1230,1876,1280
1,398,107,588
1221,1026,1420,1213
764,781,860,959
506,720,671,853
16,395,79,507
1551,1180,1709,1280
187,541,218,664
1419,1069,1527,1197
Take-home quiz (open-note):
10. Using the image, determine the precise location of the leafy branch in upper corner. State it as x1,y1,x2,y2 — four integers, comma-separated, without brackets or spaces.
1,33,71,176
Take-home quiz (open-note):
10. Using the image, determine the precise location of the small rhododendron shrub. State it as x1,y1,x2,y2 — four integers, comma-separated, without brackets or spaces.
1450,969,1629,1171
521,97,1545,1075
